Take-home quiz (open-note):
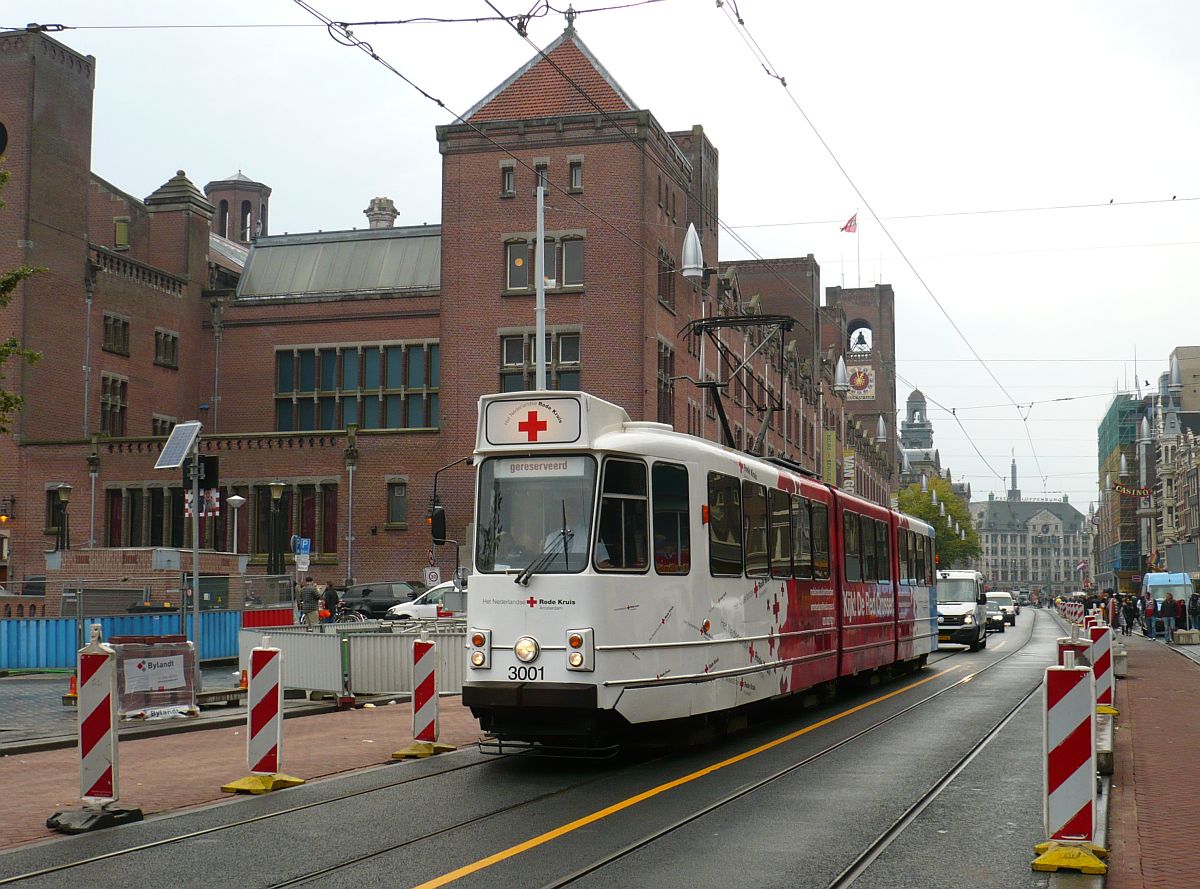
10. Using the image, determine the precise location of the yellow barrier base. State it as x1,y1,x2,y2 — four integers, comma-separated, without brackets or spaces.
1097,704,1120,716
221,773,306,795
1032,841,1108,874
393,741,456,760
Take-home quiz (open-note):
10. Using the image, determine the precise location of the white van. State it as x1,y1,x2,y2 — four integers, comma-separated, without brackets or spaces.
936,569,988,650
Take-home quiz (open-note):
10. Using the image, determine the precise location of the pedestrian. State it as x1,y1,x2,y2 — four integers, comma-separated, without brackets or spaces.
1121,596,1138,637
321,584,339,624
1175,594,1188,634
300,576,321,629
1160,592,1176,643
1189,587,1200,633
1143,594,1156,640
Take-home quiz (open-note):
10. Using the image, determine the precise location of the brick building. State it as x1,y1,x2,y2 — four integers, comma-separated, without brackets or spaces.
0,25,892,613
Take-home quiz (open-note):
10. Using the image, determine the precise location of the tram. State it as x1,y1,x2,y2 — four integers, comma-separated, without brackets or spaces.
451,390,938,752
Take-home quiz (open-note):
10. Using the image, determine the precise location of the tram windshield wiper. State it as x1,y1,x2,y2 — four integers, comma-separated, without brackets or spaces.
514,528,572,586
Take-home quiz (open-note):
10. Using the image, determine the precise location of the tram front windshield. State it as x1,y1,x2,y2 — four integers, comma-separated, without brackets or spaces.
476,455,597,573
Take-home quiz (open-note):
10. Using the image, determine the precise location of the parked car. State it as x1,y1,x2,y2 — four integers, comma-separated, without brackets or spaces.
385,580,467,620
1017,591,1032,607
984,599,1006,633
337,581,423,619
986,591,1017,626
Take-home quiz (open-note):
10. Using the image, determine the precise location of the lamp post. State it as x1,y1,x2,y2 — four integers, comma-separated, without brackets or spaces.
87,445,99,548
55,484,72,551
268,481,285,577
227,494,246,555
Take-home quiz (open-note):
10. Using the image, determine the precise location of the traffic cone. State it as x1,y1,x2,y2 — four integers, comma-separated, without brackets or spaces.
67,674,77,697
239,670,248,690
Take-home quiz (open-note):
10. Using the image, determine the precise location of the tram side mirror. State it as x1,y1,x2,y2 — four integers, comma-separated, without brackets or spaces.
429,505,447,546
977,592,987,606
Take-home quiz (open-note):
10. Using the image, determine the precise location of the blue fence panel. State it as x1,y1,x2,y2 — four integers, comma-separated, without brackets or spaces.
0,609,241,669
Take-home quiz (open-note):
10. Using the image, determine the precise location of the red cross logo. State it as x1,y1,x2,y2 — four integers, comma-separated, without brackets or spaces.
526,597,538,608
517,410,548,442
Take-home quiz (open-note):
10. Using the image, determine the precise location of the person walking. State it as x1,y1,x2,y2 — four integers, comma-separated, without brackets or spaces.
1121,596,1138,637
321,584,339,624
300,576,321,629
1143,594,1157,640
1189,587,1200,633
1160,592,1177,643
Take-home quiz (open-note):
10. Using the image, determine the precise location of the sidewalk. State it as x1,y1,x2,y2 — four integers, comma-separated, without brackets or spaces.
1104,631,1200,889
0,695,482,851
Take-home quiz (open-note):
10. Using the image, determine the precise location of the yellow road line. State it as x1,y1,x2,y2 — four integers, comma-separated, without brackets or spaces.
413,664,965,889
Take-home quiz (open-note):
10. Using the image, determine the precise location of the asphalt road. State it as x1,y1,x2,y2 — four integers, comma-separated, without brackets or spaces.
0,610,1061,889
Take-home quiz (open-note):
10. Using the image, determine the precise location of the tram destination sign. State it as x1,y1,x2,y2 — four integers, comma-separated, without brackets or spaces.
485,397,582,446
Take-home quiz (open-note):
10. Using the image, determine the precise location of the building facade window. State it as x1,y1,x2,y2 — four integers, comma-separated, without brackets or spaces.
100,373,128,436
535,163,548,191
504,237,585,291
152,415,176,437
499,330,581,392
568,160,583,191
657,247,676,311
154,329,179,368
102,313,130,355
500,164,515,197
275,341,440,432
657,340,675,426
387,480,408,526
113,217,130,250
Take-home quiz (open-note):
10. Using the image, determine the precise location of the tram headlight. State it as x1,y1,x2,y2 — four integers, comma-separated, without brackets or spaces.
470,650,486,667
568,651,584,668
514,636,540,663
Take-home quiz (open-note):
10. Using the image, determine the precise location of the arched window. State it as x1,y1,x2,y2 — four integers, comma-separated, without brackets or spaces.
239,200,252,242
848,320,873,353
218,200,229,239
3,604,10,617
29,604,37,617
15,604,23,617
258,201,268,237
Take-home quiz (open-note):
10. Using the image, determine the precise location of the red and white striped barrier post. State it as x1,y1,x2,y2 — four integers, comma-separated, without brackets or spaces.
1089,625,1118,714
1032,658,1107,874
394,636,455,759
47,625,144,834
222,637,304,794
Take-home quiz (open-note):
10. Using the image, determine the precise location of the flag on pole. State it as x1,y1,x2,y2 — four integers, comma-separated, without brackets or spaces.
1075,559,1088,572
840,213,857,233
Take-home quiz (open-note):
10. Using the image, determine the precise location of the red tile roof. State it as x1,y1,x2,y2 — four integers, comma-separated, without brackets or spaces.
468,36,635,122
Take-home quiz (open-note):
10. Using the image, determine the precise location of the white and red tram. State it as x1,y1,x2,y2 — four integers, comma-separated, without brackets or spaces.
459,391,938,750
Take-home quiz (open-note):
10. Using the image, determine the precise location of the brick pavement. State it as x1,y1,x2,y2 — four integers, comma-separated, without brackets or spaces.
0,696,482,851
1104,634,1200,889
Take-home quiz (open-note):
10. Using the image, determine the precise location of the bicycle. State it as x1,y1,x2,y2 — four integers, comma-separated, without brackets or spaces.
335,601,366,623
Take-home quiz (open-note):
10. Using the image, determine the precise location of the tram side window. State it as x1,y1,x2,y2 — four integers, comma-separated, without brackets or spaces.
916,535,927,584
652,463,690,575
875,520,890,583
843,510,862,582
707,472,742,576
812,501,830,579
902,530,913,584
860,514,876,581
926,537,935,580
792,495,813,580
596,458,648,572
743,482,768,577
769,489,791,578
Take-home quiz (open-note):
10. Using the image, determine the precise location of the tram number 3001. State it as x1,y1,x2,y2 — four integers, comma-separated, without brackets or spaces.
508,666,544,681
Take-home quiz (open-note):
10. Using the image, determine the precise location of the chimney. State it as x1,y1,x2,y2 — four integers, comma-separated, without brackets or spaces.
364,196,398,229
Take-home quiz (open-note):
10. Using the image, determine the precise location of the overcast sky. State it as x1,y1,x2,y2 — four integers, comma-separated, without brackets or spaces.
13,1,1199,508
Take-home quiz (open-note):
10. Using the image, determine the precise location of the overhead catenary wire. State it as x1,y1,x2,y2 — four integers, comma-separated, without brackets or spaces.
717,3,1052,491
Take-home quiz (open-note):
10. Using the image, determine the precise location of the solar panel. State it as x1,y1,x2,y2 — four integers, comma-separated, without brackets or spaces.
155,421,202,470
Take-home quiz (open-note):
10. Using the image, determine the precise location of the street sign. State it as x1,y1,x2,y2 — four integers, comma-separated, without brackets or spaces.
293,537,311,556
423,566,441,587
295,554,310,573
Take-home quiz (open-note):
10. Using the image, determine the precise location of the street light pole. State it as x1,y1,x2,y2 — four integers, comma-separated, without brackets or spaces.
227,494,246,556
190,438,202,692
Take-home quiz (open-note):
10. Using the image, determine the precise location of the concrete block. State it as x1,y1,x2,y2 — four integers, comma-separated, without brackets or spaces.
1096,713,1113,776
1173,629,1200,645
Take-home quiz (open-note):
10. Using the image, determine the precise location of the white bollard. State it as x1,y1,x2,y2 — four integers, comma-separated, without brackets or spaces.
222,637,304,794
1032,664,1106,874
46,624,143,833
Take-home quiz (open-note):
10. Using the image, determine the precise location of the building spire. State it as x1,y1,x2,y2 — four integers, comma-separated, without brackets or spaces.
1008,454,1021,502
564,4,577,34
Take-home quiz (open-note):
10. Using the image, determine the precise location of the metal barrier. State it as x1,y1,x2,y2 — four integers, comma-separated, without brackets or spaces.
237,620,467,695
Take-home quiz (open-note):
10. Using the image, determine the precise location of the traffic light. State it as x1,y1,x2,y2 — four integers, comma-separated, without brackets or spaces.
0,495,13,524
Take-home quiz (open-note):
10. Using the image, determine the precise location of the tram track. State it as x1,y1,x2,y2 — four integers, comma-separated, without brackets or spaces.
2,618,1042,889
529,611,1046,889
